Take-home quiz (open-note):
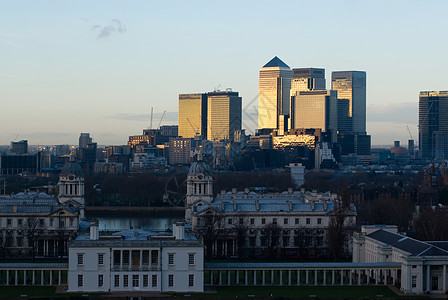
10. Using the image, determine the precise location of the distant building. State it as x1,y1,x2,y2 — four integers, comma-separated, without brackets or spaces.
160,125,178,137
0,152,41,175
258,56,292,130
79,133,92,149
332,71,366,134
290,90,338,143
169,137,193,165
68,221,204,293
11,140,28,154
94,162,124,174
179,93,208,139
290,68,326,94
419,91,448,160
207,90,242,141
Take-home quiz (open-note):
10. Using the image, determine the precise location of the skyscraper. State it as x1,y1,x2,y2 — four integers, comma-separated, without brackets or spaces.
331,71,366,134
79,133,92,149
178,93,208,139
419,91,448,159
207,90,242,141
258,56,292,130
290,68,326,95
290,90,338,142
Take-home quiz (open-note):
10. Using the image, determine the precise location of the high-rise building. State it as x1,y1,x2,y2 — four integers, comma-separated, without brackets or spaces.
332,71,366,134
290,90,338,142
258,56,292,130
178,93,208,139
207,90,242,141
79,133,92,149
11,140,28,154
419,91,448,159
290,68,326,95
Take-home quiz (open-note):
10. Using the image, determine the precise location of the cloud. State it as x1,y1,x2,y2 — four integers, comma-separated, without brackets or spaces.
108,112,178,124
92,19,126,39
367,102,417,124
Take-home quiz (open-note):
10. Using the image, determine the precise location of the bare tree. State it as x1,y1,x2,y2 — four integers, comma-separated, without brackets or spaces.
263,222,281,259
22,217,41,260
0,230,6,258
194,212,225,259
413,208,448,241
231,217,252,258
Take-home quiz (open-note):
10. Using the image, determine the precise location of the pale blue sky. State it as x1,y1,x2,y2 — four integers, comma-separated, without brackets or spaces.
1,0,447,146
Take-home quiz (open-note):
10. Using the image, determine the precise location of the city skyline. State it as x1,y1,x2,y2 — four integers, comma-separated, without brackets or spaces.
2,1,447,146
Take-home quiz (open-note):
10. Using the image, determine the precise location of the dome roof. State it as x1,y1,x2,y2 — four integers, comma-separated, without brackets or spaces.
61,162,84,177
188,153,212,177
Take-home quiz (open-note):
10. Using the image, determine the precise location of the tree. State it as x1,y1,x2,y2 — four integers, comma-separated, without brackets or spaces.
368,197,414,232
413,208,448,241
263,222,281,259
22,217,41,260
194,212,225,259
231,217,252,258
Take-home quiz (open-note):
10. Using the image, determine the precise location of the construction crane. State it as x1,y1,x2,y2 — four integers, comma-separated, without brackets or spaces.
406,125,414,141
157,111,166,129
187,118,200,136
406,125,415,156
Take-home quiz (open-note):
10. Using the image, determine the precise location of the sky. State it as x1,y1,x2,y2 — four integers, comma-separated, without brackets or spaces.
1,0,447,146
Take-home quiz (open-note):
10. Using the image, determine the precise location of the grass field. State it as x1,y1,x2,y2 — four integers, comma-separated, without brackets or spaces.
0,286,102,298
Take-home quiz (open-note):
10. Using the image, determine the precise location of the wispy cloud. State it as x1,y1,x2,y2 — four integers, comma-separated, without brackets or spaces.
92,19,126,40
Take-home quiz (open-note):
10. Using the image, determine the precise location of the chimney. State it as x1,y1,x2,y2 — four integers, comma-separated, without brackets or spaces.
255,200,260,211
244,188,249,194
173,221,185,240
286,200,293,211
90,220,99,240
221,201,225,210
323,201,327,211
310,202,315,211
288,188,293,194
232,200,237,211
232,188,237,194
221,190,226,195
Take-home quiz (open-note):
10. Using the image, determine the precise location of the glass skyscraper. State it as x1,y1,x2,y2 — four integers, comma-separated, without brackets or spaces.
258,56,292,130
207,91,242,141
290,68,326,95
419,91,448,160
178,93,208,139
331,71,366,134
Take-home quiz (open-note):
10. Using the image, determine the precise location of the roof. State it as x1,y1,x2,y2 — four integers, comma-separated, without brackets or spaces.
206,262,401,269
188,153,212,177
61,161,84,177
262,56,289,68
367,229,448,257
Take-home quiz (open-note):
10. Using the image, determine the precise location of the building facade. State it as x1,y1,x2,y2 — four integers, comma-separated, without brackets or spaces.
290,68,326,95
178,93,208,139
68,221,204,293
207,91,242,141
419,91,448,160
332,71,366,134
258,56,292,130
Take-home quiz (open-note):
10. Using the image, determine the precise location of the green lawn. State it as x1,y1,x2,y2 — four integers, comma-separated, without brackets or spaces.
0,286,102,298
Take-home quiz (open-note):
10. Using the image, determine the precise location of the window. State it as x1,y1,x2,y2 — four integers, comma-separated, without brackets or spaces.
123,250,130,265
50,218,54,226
412,275,417,288
98,274,103,287
152,275,158,287
295,218,300,225
306,218,311,225
123,275,129,287
317,218,322,225
133,275,139,287
18,219,22,226
17,237,23,247
250,218,254,225
98,253,104,265
151,250,158,265
273,218,277,225
114,275,120,287
168,274,174,287
189,274,194,287
78,274,83,287
189,253,195,265
284,218,288,225
77,254,84,265
168,253,174,265
39,219,44,226
7,219,11,226
143,275,149,287
239,218,244,225
228,218,232,225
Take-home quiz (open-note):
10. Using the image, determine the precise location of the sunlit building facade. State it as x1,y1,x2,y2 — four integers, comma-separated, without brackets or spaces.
258,56,292,130
331,71,366,134
290,68,326,95
419,91,448,160
207,91,242,141
290,90,338,142
178,93,208,139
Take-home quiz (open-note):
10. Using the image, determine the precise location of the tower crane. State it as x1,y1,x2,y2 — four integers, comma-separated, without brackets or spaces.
157,111,166,129
187,118,200,136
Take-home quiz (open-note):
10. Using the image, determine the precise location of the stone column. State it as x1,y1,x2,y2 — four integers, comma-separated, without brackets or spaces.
41,270,44,285
254,270,257,285
219,270,222,285
332,270,335,285
50,271,53,285
280,271,283,285
245,270,248,285
32,270,35,285
306,270,309,285
15,270,18,285
271,270,274,285
349,269,352,285
262,270,265,286
426,265,430,292
228,270,231,285
210,270,214,285
236,270,239,285
443,265,447,292
59,270,62,285
297,270,300,285
120,251,123,269
6,270,9,286
24,270,27,285
140,251,143,269
358,270,361,285
314,270,317,285
288,270,291,285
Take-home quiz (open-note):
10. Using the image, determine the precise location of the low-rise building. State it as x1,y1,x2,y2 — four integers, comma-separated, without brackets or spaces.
68,221,204,293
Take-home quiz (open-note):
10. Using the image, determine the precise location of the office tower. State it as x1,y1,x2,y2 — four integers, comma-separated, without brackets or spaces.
160,125,178,137
337,99,352,133
11,140,28,154
290,68,326,95
258,56,292,130
178,93,208,139
419,91,448,159
290,90,338,142
332,71,366,134
79,133,92,149
207,90,242,141
408,140,415,156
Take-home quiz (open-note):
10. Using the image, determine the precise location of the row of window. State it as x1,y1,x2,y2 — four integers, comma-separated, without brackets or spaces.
77,274,195,288
227,217,323,226
2,217,76,228
78,252,195,266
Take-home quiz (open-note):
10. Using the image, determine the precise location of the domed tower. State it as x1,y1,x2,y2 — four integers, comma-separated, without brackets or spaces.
58,154,85,219
185,153,213,222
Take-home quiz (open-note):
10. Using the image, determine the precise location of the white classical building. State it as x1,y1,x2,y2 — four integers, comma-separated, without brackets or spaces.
186,154,356,258
353,225,448,295
0,159,84,257
68,221,204,293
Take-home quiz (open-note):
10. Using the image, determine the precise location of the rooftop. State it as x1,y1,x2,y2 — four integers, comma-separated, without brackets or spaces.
262,56,289,69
